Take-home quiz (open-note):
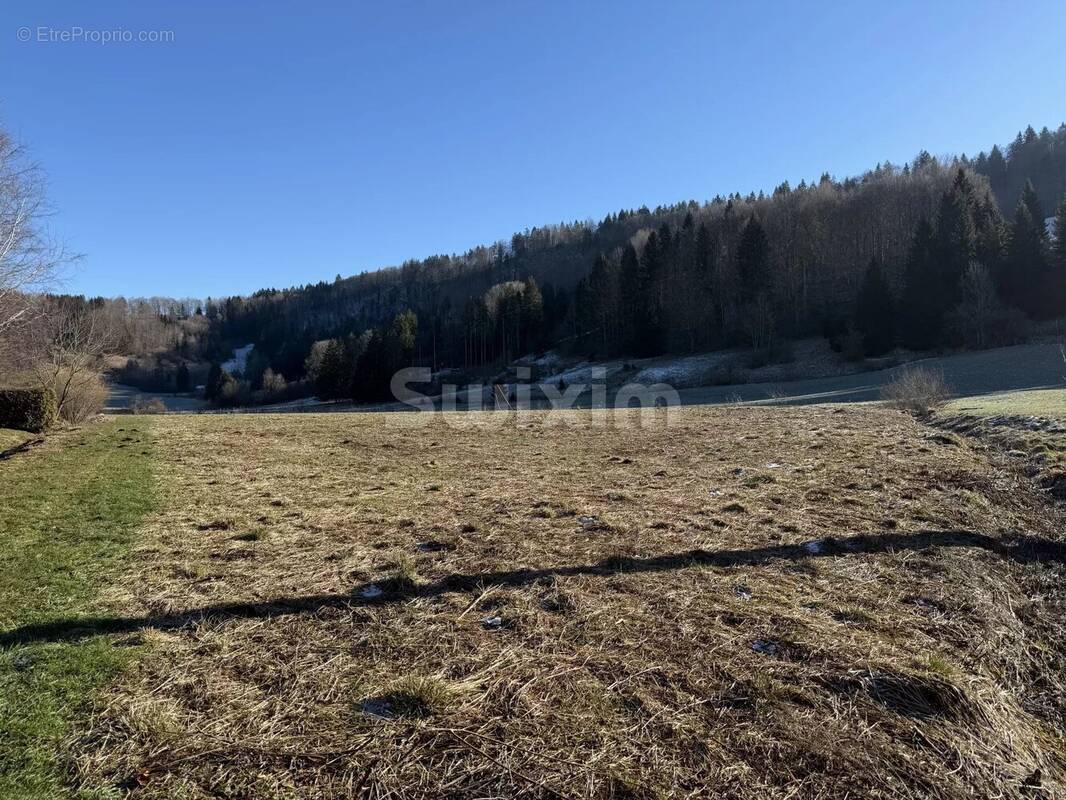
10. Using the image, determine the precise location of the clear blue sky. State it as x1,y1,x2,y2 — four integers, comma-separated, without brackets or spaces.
2,1,1064,299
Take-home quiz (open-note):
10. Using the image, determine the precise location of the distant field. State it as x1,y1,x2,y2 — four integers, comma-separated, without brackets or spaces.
2,407,1064,798
679,342,1066,407
104,383,210,413
945,387,1066,420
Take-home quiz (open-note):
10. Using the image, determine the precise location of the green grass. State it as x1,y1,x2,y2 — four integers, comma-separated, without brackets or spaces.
0,419,156,799
0,428,33,452
945,388,1066,420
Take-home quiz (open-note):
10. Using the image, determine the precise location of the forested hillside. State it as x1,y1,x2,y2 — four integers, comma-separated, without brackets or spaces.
85,124,1066,404
972,124,1066,216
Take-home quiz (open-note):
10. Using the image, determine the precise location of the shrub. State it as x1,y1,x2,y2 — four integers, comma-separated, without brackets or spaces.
881,367,951,414
216,376,246,407
55,369,109,423
130,396,167,414
0,387,58,432
260,368,287,396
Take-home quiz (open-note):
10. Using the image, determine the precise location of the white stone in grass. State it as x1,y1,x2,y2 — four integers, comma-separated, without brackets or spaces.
752,639,778,656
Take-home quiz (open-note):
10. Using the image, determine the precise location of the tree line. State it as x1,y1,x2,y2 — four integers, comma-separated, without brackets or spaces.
8,121,1064,408
197,137,1066,404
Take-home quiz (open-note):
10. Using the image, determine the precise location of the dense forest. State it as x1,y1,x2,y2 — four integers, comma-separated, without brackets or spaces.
85,124,1066,405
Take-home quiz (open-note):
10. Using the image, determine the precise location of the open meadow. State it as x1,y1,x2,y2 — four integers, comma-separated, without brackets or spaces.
5,6,1066,797
2,404,1065,799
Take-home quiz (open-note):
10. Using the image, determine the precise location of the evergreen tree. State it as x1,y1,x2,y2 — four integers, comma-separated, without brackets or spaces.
391,309,418,355
205,363,224,400
175,363,191,393
933,170,977,306
351,330,387,403
1021,178,1046,230
578,254,615,357
973,194,1005,281
1052,196,1066,316
855,260,895,356
1002,182,1050,317
634,232,664,356
520,277,544,352
900,217,942,349
619,243,643,354
985,144,1008,197
736,216,770,302
314,338,349,400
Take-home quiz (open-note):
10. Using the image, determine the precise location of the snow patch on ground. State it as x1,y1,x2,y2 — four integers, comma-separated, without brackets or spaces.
633,354,733,387
221,344,255,376
515,351,564,372
539,360,628,386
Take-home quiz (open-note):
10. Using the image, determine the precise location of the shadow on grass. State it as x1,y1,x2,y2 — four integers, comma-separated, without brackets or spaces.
3,529,1063,647
0,438,43,461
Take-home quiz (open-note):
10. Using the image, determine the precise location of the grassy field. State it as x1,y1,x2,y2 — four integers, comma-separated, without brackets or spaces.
938,388,1065,501
0,419,156,799
944,387,1066,420
0,427,33,453
1,407,1064,798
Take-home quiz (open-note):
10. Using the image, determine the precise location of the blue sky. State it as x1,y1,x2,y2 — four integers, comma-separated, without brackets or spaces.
2,1,1064,298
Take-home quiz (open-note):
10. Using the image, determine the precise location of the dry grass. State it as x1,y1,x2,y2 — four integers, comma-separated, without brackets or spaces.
59,406,1066,799
936,389,1066,505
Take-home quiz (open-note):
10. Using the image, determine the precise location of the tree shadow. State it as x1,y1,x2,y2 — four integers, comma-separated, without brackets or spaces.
2,529,1063,647
0,437,43,461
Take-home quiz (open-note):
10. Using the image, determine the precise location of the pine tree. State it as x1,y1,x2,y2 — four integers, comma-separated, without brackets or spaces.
315,339,349,400
520,277,544,353
205,363,223,400
736,216,770,302
901,217,942,349
580,254,616,357
1002,182,1050,317
855,260,895,356
933,170,977,306
635,232,664,356
175,363,191,393
619,243,643,355
973,195,1005,280
351,330,387,403
1050,195,1066,317
985,145,1008,197
1021,178,1046,231
693,221,718,347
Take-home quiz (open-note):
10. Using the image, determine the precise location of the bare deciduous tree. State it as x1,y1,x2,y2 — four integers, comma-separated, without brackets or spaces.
0,126,73,368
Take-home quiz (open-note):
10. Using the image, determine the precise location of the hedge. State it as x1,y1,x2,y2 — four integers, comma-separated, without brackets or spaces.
0,387,58,433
